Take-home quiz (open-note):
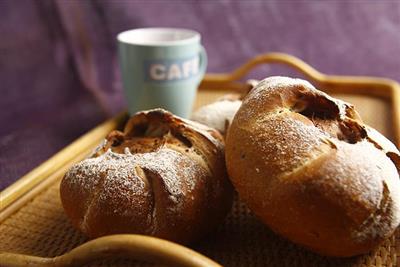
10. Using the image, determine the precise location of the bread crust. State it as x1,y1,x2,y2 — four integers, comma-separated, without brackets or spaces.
225,76,400,257
61,109,233,243
191,81,254,135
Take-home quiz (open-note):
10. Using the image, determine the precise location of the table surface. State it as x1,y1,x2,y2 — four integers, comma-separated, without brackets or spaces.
1,1,400,190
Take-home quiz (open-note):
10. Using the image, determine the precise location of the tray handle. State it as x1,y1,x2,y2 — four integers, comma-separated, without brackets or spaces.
200,52,399,97
0,234,221,267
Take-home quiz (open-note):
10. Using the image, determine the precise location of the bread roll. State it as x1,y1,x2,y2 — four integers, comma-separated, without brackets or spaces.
191,81,257,135
60,109,233,244
225,76,400,257
191,94,242,135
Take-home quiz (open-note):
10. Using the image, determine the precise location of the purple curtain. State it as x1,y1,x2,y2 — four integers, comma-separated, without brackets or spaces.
1,1,400,189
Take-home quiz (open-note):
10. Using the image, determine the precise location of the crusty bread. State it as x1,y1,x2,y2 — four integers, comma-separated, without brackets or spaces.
191,81,256,135
60,109,233,244
191,94,242,135
225,76,400,257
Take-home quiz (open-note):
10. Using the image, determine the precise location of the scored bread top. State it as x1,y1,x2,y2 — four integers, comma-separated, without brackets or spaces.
226,76,400,256
61,109,232,242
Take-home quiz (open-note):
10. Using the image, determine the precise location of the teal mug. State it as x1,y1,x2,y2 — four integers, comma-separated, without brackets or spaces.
117,28,207,118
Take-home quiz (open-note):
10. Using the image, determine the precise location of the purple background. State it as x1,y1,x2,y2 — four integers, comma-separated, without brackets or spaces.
1,1,400,190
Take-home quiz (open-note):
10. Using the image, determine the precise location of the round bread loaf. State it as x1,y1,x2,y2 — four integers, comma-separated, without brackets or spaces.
191,81,257,135
60,109,233,244
191,94,242,135
225,76,400,257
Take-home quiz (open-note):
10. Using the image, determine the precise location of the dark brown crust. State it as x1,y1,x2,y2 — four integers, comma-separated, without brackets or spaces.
60,109,233,244
225,76,400,257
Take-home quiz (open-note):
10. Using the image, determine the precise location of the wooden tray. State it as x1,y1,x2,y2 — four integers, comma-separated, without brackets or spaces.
1,53,399,267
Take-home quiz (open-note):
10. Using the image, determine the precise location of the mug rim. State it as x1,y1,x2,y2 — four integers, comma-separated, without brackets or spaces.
117,27,201,46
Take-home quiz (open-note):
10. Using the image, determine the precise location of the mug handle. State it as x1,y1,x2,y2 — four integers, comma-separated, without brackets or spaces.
197,45,208,84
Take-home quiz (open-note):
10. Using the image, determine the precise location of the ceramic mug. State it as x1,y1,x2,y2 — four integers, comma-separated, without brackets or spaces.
117,28,207,118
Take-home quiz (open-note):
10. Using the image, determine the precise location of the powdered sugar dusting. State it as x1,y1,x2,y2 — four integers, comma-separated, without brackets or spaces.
249,113,329,177
64,149,148,210
65,148,199,201
246,76,315,105
346,141,400,241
